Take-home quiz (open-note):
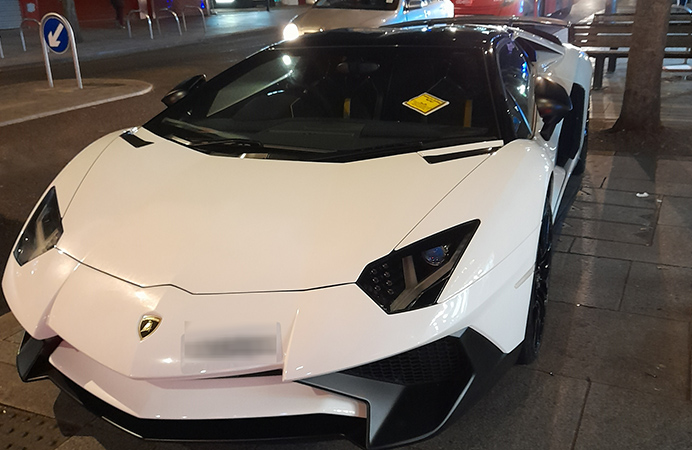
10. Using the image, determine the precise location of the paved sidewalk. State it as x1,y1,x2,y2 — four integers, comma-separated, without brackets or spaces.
2,8,692,450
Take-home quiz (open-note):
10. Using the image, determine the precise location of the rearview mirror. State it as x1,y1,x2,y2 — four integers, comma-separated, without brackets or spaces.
535,77,572,140
161,74,207,107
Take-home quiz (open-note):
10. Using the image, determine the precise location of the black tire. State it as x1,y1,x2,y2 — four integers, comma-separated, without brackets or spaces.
517,195,553,365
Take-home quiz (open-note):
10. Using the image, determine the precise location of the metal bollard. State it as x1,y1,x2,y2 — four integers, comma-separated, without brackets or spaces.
126,9,154,40
156,8,182,36
20,18,40,52
181,5,207,33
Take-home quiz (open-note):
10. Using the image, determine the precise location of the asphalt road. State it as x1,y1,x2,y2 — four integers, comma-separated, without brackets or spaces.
0,28,281,315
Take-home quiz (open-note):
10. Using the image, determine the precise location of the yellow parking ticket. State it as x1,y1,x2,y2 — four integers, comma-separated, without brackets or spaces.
403,93,449,116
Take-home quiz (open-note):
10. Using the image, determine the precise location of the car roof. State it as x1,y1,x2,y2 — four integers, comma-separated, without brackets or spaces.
275,23,508,51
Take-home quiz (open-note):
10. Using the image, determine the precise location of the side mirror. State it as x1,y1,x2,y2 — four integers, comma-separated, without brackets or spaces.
535,77,572,140
161,74,207,107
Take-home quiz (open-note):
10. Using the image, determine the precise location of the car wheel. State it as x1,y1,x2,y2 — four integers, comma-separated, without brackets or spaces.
517,195,552,365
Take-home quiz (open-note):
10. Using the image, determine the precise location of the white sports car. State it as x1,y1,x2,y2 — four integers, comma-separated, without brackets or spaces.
282,0,454,40
4,18,591,449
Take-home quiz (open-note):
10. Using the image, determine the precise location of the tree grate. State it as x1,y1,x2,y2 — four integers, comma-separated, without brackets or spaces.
0,406,67,450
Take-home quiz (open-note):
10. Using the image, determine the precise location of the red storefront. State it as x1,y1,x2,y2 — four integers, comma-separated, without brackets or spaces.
15,0,176,27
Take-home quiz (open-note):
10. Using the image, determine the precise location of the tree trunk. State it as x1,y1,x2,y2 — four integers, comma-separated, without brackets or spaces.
611,0,670,133
60,0,83,43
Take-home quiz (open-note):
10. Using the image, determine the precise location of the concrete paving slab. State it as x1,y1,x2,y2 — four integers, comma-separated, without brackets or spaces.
574,382,692,450
550,253,630,310
0,78,152,127
0,311,22,339
0,405,69,450
561,216,653,245
419,367,588,450
575,186,660,208
602,177,692,198
567,201,657,227
56,436,113,450
537,302,689,400
597,154,658,181
571,225,692,268
51,392,99,436
621,262,692,321
0,362,61,417
659,196,692,228
581,153,614,190
655,159,692,185
53,417,156,450
6,329,23,344
555,235,575,253
584,155,692,198
0,339,17,366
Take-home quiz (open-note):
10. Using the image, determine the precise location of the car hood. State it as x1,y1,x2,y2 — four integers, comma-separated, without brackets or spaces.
57,128,489,294
292,8,399,32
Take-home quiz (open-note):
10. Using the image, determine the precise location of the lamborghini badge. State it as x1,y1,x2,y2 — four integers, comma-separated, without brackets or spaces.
139,315,162,340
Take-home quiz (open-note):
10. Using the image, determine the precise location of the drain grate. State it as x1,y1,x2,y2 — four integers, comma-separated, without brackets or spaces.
0,405,68,450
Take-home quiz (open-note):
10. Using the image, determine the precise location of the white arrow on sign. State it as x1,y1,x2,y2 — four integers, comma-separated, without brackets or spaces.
48,23,64,48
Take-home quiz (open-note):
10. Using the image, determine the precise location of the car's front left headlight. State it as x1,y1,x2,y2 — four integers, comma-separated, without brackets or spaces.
14,186,63,266
357,220,480,314
283,23,300,41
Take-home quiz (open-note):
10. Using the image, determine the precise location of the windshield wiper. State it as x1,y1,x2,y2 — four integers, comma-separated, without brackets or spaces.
314,136,498,163
192,138,265,149
314,141,424,162
161,117,240,140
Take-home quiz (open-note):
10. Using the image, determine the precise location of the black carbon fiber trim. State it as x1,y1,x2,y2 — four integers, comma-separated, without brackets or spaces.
120,131,153,148
302,329,519,449
343,336,472,386
423,147,498,164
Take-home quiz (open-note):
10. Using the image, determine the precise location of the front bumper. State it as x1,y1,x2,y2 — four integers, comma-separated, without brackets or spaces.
17,327,518,449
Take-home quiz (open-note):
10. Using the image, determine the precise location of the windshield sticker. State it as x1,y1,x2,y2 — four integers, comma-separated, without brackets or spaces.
403,93,449,116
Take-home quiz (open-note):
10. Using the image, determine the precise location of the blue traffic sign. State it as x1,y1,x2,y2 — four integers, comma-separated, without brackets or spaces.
42,16,69,54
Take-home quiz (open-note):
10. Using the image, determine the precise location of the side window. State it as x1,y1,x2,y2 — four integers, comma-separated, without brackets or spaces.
497,41,533,138
407,0,422,9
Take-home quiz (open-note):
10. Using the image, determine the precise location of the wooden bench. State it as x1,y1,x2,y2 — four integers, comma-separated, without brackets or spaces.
569,13,692,89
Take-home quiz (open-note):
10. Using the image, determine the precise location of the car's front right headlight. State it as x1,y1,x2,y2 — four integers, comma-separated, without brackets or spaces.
14,186,63,266
283,23,300,41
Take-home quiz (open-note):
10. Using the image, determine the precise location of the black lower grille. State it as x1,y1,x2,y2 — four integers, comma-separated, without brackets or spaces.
343,336,472,386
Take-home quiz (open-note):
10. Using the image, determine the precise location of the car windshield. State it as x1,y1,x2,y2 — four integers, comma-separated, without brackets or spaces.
146,46,500,162
313,0,399,11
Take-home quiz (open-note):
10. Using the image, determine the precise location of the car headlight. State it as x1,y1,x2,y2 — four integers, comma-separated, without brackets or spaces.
283,23,300,41
357,220,479,314
14,186,63,266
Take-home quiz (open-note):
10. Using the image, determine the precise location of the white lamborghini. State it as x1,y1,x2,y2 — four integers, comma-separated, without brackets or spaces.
3,17,591,449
